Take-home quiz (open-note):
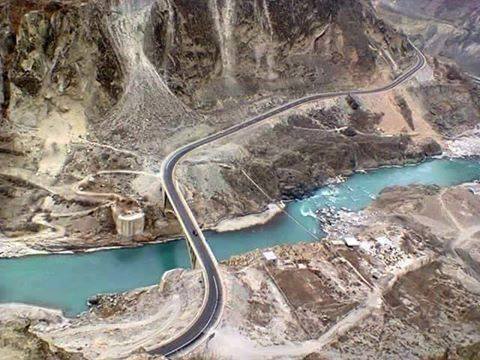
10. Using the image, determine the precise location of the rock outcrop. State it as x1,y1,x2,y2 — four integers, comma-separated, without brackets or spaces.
145,0,415,109
374,0,480,76
410,59,480,137
178,92,444,226
0,0,123,125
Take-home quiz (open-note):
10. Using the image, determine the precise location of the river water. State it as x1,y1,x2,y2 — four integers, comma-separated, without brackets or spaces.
1,158,479,316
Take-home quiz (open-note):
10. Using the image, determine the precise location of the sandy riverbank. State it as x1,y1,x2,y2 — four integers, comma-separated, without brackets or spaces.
212,202,285,232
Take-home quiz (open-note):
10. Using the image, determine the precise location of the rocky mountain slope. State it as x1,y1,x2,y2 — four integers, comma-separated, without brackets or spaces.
0,0,122,126
0,0,478,254
146,0,415,110
179,58,479,227
373,0,480,76
0,0,427,253
1,0,480,358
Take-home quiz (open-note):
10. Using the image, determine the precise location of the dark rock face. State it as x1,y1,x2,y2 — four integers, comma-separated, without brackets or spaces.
418,84,480,136
0,321,84,360
420,138,442,157
217,107,436,216
341,126,357,137
375,0,480,76
145,0,415,109
0,5,15,121
10,11,49,97
237,125,424,200
394,94,414,130
410,61,480,137
0,0,123,122
145,0,219,101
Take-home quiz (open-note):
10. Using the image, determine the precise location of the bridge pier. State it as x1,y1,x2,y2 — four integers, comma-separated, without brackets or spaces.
187,241,199,269
160,186,175,216
160,187,167,212
160,185,199,269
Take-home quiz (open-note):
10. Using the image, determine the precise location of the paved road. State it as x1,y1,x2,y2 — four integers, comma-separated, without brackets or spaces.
152,41,426,357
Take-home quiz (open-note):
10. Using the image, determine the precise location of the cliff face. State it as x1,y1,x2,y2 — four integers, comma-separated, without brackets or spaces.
145,0,415,109
373,0,480,76
411,60,480,137
0,0,123,125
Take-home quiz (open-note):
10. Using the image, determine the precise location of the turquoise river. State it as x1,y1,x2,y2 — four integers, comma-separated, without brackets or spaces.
1,158,480,316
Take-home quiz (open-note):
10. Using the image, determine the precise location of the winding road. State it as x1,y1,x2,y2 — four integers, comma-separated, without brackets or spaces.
153,41,426,357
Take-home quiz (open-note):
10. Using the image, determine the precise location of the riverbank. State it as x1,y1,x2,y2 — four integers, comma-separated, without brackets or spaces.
212,202,285,232
0,199,286,258
0,229,185,259
1,158,480,315
2,180,480,359
0,155,436,260
0,268,204,360
2,40,479,260
198,180,480,359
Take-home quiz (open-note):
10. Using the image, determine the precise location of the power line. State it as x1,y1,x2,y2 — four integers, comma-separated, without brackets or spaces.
240,169,321,241
242,169,375,290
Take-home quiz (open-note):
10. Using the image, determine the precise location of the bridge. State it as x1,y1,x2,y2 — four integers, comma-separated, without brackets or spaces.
151,40,426,358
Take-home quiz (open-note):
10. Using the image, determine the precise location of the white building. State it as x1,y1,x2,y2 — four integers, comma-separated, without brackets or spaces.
344,235,360,247
262,250,278,265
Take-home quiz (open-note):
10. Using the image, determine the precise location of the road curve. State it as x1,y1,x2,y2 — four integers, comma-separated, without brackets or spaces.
152,41,426,357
